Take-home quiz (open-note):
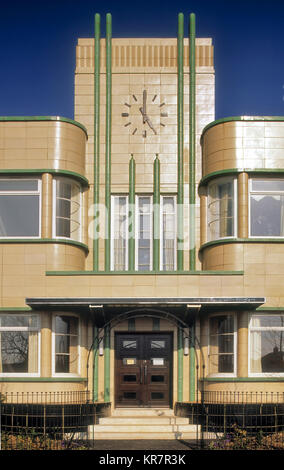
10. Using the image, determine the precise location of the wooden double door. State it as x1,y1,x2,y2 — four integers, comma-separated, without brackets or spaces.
115,333,172,407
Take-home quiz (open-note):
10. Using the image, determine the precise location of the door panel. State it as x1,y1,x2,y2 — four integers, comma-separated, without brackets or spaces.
115,333,172,407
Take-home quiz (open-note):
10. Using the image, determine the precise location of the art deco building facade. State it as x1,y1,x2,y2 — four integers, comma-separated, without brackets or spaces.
0,14,283,434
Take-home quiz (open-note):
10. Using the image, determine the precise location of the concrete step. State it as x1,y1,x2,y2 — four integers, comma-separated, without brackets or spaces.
99,416,190,425
88,431,198,440
92,424,197,433
112,408,175,417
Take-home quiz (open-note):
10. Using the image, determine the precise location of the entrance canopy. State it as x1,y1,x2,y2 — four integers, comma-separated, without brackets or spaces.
26,296,265,328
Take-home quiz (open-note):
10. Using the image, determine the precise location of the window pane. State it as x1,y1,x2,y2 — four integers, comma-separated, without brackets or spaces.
112,196,128,271
252,180,284,192
0,195,39,236
251,315,284,328
0,180,38,191
250,194,284,236
0,331,38,373
56,180,81,241
0,315,37,328
208,179,234,240
250,331,284,373
54,316,78,374
209,315,235,374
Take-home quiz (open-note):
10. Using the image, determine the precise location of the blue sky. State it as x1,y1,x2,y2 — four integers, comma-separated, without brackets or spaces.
0,0,283,120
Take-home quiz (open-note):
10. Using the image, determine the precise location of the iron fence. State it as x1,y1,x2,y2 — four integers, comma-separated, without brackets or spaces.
175,391,284,450
0,391,111,450
0,390,283,450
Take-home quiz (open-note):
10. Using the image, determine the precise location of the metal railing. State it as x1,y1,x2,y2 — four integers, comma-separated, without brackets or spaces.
0,391,111,450
176,391,284,449
0,390,283,450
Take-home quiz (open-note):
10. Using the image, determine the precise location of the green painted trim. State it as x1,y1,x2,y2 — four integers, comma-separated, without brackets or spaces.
0,377,87,382
104,13,112,272
201,116,284,142
104,324,110,402
200,237,284,252
153,318,160,331
46,269,244,276
128,318,136,331
128,156,136,271
0,168,89,186
202,377,284,382
153,156,160,271
189,323,195,401
178,327,183,401
256,307,284,311
0,116,88,136
200,168,284,187
93,325,99,402
177,13,184,271
93,13,101,272
189,13,196,271
0,238,89,253
0,307,32,311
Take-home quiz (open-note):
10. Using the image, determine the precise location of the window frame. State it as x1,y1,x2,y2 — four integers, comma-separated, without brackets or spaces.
52,177,82,242
160,195,177,271
135,194,153,271
207,177,237,242
52,313,80,377
111,194,129,271
249,178,284,238
0,178,41,239
208,313,237,378
0,313,41,377
248,312,284,377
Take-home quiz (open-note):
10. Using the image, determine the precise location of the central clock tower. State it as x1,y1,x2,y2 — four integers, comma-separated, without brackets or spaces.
74,13,215,272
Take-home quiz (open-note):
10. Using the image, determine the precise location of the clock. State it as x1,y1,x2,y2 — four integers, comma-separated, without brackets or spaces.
121,89,168,137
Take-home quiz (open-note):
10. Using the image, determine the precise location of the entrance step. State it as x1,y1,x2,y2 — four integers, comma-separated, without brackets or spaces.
88,408,200,440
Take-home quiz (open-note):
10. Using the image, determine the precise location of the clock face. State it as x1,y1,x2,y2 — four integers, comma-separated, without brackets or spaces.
121,89,168,138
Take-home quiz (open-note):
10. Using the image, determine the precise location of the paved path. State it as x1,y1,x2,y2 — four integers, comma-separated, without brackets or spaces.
88,439,200,450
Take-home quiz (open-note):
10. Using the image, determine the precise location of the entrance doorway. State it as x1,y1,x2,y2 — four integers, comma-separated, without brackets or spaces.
115,333,173,407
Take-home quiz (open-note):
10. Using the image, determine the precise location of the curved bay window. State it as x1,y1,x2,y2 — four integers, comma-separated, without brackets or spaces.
53,315,79,375
249,314,284,376
209,314,236,376
250,179,284,237
54,178,82,242
207,178,235,241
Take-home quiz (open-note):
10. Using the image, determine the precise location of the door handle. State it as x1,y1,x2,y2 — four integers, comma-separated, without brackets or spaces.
140,364,143,384
144,365,147,384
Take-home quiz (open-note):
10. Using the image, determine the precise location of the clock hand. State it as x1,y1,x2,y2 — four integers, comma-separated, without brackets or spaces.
144,114,157,135
143,90,147,123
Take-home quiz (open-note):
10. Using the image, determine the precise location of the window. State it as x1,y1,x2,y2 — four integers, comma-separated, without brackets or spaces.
54,178,82,242
0,179,40,237
0,314,40,376
249,314,284,375
136,196,153,271
250,179,284,237
111,195,128,271
53,315,79,375
209,315,236,375
207,178,235,241
160,196,177,270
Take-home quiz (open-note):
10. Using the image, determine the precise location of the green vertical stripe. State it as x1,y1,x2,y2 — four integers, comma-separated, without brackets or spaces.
128,155,135,271
189,323,195,401
177,12,184,271
189,13,196,271
93,325,99,401
178,327,183,401
105,13,112,271
104,325,110,402
93,13,100,271
153,155,160,271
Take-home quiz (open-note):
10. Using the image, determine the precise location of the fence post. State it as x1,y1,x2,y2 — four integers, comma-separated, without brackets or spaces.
224,404,227,436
